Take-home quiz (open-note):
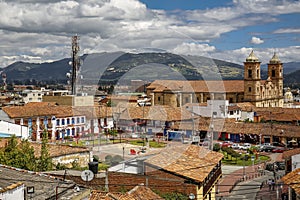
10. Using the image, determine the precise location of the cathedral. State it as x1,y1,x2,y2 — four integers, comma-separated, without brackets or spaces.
146,51,284,107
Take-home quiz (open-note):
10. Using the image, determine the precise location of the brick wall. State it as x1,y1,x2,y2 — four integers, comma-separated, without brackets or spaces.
107,169,198,198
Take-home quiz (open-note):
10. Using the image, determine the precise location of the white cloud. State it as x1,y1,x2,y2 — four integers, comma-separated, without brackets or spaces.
0,0,299,67
172,43,216,56
274,28,300,34
251,36,264,44
210,46,300,64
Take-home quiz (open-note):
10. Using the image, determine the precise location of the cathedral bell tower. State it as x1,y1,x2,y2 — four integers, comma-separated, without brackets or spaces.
243,50,261,103
268,52,283,97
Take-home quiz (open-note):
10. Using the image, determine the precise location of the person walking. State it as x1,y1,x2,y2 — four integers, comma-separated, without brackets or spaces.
271,179,275,191
267,179,272,191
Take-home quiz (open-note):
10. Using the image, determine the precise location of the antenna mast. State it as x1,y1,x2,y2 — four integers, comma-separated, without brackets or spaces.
71,35,80,95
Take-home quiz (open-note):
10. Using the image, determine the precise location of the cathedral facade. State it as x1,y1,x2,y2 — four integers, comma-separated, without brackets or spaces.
146,51,284,108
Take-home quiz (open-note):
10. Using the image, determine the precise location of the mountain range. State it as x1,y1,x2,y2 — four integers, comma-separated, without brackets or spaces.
1,52,299,86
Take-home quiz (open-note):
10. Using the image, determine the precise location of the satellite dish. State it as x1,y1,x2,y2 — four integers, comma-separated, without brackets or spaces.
81,170,94,182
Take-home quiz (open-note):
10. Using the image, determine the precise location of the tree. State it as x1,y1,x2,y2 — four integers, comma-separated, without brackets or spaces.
0,135,37,171
38,130,52,171
18,140,36,170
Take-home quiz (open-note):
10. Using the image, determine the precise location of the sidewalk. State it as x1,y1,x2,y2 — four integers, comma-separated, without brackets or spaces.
217,163,265,197
217,152,284,199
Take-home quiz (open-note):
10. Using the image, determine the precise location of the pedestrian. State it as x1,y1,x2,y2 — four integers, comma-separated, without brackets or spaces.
267,179,272,191
271,179,275,191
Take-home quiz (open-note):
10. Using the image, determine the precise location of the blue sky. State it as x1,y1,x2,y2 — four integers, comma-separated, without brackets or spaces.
140,0,300,51
0,0,299,66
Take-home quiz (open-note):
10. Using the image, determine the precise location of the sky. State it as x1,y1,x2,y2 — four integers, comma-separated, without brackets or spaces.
0,0,300,67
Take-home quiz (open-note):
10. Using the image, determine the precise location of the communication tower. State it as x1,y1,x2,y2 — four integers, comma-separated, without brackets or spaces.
71,35,80,95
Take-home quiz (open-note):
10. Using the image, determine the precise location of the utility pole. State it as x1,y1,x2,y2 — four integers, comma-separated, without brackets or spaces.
71,35,80,95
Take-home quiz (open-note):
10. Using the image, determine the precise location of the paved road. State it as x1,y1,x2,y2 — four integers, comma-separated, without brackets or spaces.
92,143,150,160
217,152,285,200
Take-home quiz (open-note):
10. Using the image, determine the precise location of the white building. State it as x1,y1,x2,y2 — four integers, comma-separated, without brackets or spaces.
0,120,28,139
20,90,44,103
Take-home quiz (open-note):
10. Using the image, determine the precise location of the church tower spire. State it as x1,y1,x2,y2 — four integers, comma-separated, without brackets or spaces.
268,52,284,106
243,50,261,104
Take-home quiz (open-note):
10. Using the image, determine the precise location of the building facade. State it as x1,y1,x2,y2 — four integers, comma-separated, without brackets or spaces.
147,51,284,108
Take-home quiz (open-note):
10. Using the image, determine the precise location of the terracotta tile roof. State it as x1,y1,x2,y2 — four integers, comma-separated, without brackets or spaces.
89,191,133,200
145,144,223,183
30,143,90,158
253,107,300,121
148,80,244,93
171,118,300,137
281,168,300,195
2,103,73,118
128,185,164,200
2,103,113,119
228,105,241,111
119,105,192,121
282,148,300,159
235,102,256,111
109,95,139,101
89,185,163,200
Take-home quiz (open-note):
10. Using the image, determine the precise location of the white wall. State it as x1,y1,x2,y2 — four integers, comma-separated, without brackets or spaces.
291,154,300,171
0,184,24,200
193,100,228,118
0,121,29,139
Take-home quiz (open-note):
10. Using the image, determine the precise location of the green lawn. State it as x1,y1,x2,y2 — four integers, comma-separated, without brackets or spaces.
221,152,270,166
129,140,166,148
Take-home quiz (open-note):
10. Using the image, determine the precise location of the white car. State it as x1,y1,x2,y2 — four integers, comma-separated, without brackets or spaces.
231,143,241,149
240,143,252,150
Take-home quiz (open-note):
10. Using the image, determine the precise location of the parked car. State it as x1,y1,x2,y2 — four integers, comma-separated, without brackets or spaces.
261,145,276,152
221,141,233,148
240,143,252,150
272,142,286,147
265,163,278,171
231,143,241,149
274,161,285,170
272,147,286,153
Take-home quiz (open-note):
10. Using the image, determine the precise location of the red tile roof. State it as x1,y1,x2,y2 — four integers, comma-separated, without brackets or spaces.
281,168,300,195
146,144,223,183
282,148,300,159
119,105,192,121
148,80,244,93
89,185,164,200
30,143,90,158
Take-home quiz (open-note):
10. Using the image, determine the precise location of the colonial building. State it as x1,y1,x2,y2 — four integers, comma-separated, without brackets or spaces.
147,51,284,108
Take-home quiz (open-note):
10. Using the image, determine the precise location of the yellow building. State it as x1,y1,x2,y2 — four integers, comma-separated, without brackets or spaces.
147,51,284,108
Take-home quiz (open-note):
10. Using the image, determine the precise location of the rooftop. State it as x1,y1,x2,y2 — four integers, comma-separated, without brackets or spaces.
0,164,77,199
145,144,223,183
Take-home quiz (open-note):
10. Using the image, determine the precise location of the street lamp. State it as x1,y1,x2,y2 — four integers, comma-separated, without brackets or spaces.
240,152,246,181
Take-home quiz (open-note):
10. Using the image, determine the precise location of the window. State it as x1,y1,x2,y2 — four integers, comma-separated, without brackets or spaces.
56,119,60,126
62,119,65,125
257,69,259,78
67,118,70,125
185,97,189,103
248,87,252,92
248,69,252,78
81,117,85,123
77,117,80,124
72,118,75,124
272,70,275,77
158,96,161,101
230,111,234,115
229,98,233,103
